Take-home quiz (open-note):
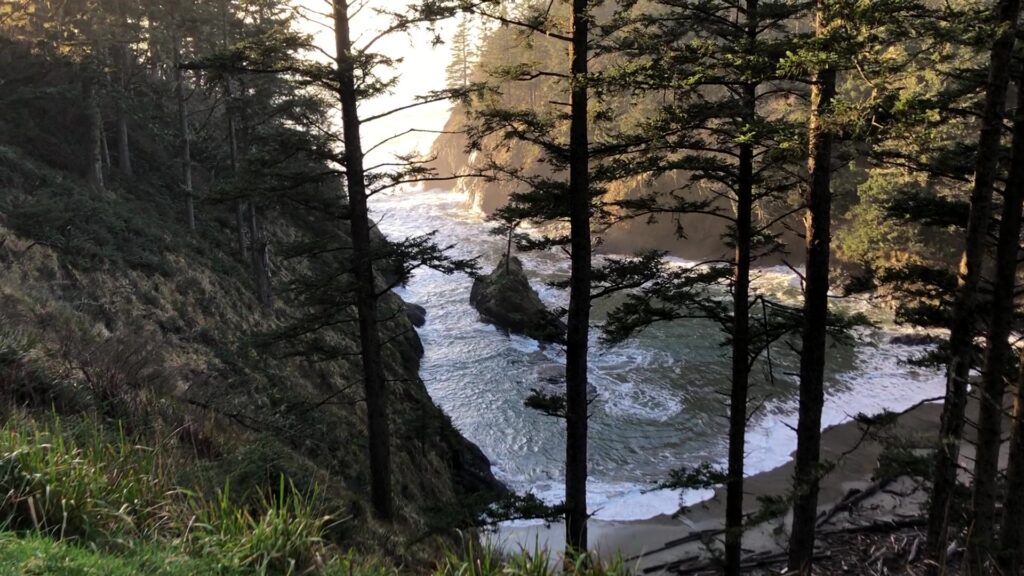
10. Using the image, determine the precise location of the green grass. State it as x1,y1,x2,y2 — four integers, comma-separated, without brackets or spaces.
430,540,633,576
0,417,173,545
0,533,229,576
0,415,338,575
183,478,335,575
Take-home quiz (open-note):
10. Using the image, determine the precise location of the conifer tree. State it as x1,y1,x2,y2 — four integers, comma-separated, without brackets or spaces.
788,2,836,570
461,0,624,552
925,0,1022,565
599,2,807,571
968,67,1024,576
239,0,481,520
446,15,476,90
564,0,592,551
1001,339,1024,573
783,2,926,569
331,0,396,520
172,25,195,230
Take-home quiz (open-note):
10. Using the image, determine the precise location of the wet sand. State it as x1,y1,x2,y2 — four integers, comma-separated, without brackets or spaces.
493,399,947,571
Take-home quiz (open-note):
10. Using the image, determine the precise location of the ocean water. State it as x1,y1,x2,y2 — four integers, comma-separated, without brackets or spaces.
373,187,946,521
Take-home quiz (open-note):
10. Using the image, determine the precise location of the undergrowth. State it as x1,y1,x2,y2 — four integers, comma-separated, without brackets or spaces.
0,415,334,575
0,416,627,575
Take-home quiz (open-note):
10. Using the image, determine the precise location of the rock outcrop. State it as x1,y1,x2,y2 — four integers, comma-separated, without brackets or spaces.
470,256,566,344
405,302,427,328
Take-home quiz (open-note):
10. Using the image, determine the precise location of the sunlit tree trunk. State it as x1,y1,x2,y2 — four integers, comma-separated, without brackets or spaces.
788,3,836,571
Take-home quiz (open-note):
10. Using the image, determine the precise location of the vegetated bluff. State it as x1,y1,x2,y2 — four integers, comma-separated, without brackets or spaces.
0,38,501,540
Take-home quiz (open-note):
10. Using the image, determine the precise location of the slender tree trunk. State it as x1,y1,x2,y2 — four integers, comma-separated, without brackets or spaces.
925,0,1021,567
505,224,516,274
101,119,111,172
85,78,105,190
116,42,132,177
725,114,753,576
788,7,836,572
333,0,393,522
224,77,248,259
971,76,1024,574
221,0,246,259
1000,350,1024,574
248,204,273,310
724,6,757,575
173,30,195,231
564,0,591,554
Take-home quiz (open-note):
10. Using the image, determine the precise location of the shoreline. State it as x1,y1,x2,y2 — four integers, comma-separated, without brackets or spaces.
492,398,946,571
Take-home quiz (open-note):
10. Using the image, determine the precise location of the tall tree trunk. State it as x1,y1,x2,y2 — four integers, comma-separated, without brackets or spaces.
788,6,836,572
101,119,111,172
925,0,1021,566
221,0,246,259
173,30,195,231
85,78,104,190
987,80,1024,573
1000,350,1024,574
333,0,393,522
116,42,132,177
725,5,757,575
248,204,273,310
225,77,248,259
972,76,1024,574
725,112,753,576
565,0,592,554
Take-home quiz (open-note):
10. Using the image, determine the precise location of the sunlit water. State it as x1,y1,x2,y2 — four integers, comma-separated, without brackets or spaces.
372,187,945,521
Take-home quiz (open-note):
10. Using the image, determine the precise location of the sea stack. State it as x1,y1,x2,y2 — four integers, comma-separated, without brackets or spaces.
469,256,566,344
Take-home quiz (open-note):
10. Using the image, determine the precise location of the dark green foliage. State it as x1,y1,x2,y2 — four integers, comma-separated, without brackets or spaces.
480,492,564,525
750,494,792,525
656,462,728,492
524,389,567,418
874,446,936,483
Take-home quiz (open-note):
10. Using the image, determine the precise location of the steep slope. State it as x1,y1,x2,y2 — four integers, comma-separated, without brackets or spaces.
0,38,501,558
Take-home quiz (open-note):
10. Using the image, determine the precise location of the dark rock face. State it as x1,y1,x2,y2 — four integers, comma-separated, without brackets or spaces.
405,302,427,328
382,291,505,498
470,256,566,344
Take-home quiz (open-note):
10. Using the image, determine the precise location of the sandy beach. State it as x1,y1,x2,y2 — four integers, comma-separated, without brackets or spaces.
492,398,951,573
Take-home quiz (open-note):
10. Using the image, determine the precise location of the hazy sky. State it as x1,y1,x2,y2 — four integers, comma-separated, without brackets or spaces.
295,0,459,162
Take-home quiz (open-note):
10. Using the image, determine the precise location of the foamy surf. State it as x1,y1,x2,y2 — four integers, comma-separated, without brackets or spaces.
372,187,946,523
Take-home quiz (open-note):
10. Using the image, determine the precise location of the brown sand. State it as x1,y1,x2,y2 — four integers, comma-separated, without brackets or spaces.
492,399,948,572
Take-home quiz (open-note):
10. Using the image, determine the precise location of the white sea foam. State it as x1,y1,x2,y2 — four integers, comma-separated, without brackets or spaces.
372,187,947,523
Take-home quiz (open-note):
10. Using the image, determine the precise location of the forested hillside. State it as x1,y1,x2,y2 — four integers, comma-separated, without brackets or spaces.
0,6,503,572
430,2,966,272
4,0,1024,574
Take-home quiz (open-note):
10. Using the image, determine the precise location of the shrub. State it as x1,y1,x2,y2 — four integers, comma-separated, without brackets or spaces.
874,445,935,483
0,321,70,408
